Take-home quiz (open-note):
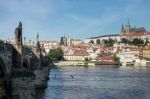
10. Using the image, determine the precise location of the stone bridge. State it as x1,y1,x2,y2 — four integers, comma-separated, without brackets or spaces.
0,22,49,99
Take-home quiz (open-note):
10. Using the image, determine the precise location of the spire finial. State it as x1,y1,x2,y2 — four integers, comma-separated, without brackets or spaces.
121,23,124,33
122,23,124,28
127,19,130,27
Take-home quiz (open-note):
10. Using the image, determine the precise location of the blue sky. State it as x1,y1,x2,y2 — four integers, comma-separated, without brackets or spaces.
0,0,150,41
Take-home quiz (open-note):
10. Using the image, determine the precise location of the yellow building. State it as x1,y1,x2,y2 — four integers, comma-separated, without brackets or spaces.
71,39,82,46
64,54,88,61
143,46,150,59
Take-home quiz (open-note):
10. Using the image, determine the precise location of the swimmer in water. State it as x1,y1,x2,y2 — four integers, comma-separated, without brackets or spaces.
70,75,74,79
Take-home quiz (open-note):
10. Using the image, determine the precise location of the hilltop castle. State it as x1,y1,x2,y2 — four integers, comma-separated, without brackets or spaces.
121,21,149,36
84,20,150,44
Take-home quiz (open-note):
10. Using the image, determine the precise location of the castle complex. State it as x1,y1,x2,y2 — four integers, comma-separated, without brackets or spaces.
84,20,150,44
121,21,150,37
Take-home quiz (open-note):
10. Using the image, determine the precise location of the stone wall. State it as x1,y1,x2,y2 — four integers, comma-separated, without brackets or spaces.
11,76,36,99
0,43,12,77
10,65,50,99
34,66,49,89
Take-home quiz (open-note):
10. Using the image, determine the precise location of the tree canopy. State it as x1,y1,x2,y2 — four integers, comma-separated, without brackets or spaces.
144,38,149,46
121,38,145,46
132,38,144,46
121,38,130,44
48,47,64,62
96,39,100,45
89,40,94,44
102,39,115,47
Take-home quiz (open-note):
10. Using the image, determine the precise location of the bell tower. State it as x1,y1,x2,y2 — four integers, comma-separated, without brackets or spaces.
126,20,131,35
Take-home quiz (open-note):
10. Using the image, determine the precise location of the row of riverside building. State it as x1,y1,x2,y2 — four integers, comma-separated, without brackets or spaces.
60,21,150,66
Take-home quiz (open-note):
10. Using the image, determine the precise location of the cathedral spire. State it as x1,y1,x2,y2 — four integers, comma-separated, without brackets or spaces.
121,24,124,35
127,19,131,27
121,24,124,30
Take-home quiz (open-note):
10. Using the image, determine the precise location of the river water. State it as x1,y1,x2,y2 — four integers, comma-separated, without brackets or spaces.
37,67,150,99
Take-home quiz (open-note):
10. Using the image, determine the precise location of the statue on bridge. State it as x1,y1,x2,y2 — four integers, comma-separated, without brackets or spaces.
37,33,39,42
15,21,22,45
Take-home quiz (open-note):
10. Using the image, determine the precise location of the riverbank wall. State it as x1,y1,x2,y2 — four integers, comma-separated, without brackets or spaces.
54,61,95,67
54,61,119,67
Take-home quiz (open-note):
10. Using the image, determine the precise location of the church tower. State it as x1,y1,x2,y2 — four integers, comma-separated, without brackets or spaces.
121,24,124,35
125,20,131,35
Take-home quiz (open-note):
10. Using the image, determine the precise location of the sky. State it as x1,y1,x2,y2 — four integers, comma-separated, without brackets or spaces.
0,0,150,41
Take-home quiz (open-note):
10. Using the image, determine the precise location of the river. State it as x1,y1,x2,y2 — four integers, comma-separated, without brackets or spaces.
36,66,150,99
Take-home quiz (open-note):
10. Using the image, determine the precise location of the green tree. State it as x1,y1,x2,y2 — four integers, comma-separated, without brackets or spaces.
108,38,115,46
84,57,89,61
121,38,129,44
102,39,115,47
89,40,94,44
48,47,64,62
96,39,100,45
113,54,120,65
132,38,144,46
102,39,108,46
144,38,149,46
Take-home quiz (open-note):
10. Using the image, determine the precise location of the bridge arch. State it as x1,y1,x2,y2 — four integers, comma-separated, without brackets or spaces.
23,58,29,69
0,57,8,98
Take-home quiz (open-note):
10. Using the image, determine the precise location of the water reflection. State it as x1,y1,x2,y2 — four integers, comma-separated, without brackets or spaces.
37,67,150,99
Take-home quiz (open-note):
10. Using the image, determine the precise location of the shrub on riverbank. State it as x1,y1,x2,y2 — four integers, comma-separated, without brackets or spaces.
48,47,64,62
113,54,120,65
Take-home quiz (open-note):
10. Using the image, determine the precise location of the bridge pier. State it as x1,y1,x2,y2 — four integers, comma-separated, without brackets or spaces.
34,66,49,89
11,75,36,99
